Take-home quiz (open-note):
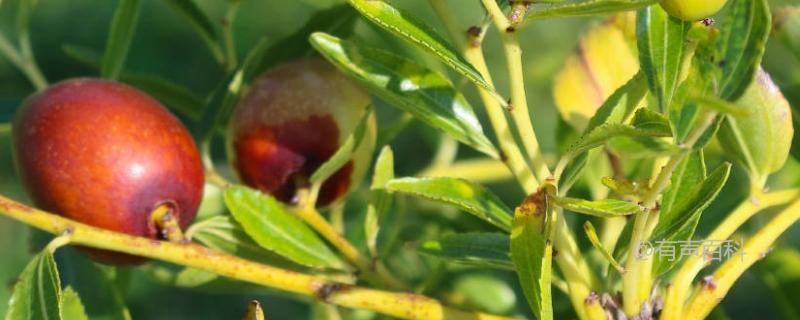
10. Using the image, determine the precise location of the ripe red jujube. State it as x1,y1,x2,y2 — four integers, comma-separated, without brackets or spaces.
228,59,375,207
12,78,205,264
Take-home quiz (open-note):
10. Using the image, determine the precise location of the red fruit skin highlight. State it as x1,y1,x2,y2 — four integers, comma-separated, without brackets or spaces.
12,78,205,264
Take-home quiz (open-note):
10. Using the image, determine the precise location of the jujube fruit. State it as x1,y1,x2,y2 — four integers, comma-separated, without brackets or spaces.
228,59,376,207
12,78,205,264
659,0,728,21
717,69,794,188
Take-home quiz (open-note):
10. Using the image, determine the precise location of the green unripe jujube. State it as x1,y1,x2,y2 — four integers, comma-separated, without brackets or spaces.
659,0,728,21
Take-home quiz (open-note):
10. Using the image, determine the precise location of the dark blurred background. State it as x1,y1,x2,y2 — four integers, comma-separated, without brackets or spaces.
1,0,799,319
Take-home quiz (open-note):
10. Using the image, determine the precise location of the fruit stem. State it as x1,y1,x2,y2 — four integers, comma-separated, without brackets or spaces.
682,198,800,320
296,188,406,291
150,204,186,243
222,1,240,72
0,195,512,320
660,188,800,320
622,111,717,316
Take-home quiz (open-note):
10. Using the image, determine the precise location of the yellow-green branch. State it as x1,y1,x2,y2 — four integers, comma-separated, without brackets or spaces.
0,195,513,320
622,111,718,316
682,199,800,319
660,188,800,320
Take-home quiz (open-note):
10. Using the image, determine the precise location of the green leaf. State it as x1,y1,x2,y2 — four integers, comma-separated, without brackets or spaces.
6,252,61,320
311,107,373,184
365,146,396,256
163,0,223,63
310,33,498,158
607,136,681,159
60,287,88,320
637,5,691,112
585,72,648,133
55,249,131,320
197,38,270,138
510,192,553,320
558,152,587,191
386,177,512,232
371,146,395,190
101,0,141,79
188,216,310,271
563,123,670,160
418,233,513,270
716,0,771,101
558,73,647,190
583,221,625,274
554,197,642,217
630,107,673,136
660,151,706,219
224,185,346,269
527,0,656,21
346,0,494,94
651,162,732,275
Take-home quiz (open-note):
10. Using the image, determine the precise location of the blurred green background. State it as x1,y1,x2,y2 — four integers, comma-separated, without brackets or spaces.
1,0,799,319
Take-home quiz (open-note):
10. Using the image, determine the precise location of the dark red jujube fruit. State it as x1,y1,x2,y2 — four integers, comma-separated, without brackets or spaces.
12,78,204,264
228,59,375,207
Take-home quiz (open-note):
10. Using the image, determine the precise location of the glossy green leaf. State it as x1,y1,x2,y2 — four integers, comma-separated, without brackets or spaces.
661,152,706,218
527,0,656,21
311,33,498,157
311,107,373,184
6,252,61,320
418,233,512,270
716,0,771,101
164,0,222,63
346,0,494,94
386,177,512,232
187,216,310,271
510,192,553,320
60,287,88,320
555,197,641,217
637,5,690,111
101,0,140,79
652,162,731,275
224,185,345,269
583,221,625,273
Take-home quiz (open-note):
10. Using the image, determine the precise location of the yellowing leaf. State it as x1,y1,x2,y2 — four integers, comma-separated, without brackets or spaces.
554,18,640,131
